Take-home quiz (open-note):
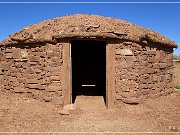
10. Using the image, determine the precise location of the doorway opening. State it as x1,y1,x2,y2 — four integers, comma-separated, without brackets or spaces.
71,40,106,105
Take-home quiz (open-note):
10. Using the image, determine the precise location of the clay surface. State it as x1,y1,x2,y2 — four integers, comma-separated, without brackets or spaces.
0,14,177,48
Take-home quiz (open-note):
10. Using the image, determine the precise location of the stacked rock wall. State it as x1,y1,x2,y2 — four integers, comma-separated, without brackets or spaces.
113,41,174,104
0,39,175,107
0,43,64,106
173,60,180,86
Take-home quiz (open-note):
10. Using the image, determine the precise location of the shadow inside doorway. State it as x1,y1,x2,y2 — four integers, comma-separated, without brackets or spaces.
71,40,106,105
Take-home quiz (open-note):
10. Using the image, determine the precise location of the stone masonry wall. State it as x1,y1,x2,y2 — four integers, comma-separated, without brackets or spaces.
114,41,174,104
0,43,64,106
173,61,180,86
0,40,174,107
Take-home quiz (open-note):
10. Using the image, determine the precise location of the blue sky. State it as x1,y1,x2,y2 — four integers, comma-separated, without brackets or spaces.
0,1,179,55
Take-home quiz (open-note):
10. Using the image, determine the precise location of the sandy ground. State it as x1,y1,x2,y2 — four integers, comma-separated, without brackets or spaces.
0,90,180,134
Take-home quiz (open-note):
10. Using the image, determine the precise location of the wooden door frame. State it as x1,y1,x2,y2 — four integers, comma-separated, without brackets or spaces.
63,42,115,108
63,43,71,105
106,44,115,108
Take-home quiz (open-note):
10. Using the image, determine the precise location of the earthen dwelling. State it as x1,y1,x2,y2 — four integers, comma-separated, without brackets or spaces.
0,14,177,108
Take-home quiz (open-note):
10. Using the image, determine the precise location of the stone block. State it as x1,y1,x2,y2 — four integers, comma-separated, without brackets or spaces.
32,92,44,101
1,63,9,71
22,62,30,69
154,82,164,88
140,68,155,74
49,57,60,62
5,49,12,53
121,92,135,98
125,56,135,63
115,94,122,100
18,78,27,83
59,109,70,115
27,79,39,84
43,96,52,102
46,71,61,77
50,76,61,81
39,61,46,67
123,42,132,45
141,55,148,61
10,67,17,73
147,84,154,89
29,56,40,62
14,62,23,68
12,50,21,59
153,88,161,93
164,73,172,81
24,74,36,79
5,85,10,90
55,91,63,96
38,52,46,58
40,80,46,85
142,89,151,95
6,53,12,59
136,89,150,96
116,49,133,56
139,84,148,89
153,63,159,69
46,66,61,73
47,52,60,58
134,50,141,56
145,50,156,55
13,59,21,62
151,88,157,94
45,85,62,92
142,40,148,44
6,71,11,76
37,74,43,80
38,85,46,90
14,87,25,93
159,89,173,96
151,75,159,83
34,69,42,74
29,62,38,65
18,68,24,73
120,74,129,80
166,61,173,67
51,96,64,105
147,55,155,63
21,50,28,59
159,63,166,69
50,61,63,67
26,84,39,89
26,67,34,74
11,73,18,77
31,48,39,52
165,82,173,89
120,97,139,104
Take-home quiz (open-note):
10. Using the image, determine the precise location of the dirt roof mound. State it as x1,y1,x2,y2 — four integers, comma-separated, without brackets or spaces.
0,14,177,48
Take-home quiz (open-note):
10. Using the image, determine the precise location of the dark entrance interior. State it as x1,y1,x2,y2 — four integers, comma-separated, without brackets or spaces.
71,40,106,104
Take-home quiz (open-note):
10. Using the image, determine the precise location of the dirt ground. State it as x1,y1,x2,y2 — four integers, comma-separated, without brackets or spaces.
0,90,180,134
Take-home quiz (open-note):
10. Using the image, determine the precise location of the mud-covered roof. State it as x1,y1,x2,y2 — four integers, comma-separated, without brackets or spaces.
0,14,177,48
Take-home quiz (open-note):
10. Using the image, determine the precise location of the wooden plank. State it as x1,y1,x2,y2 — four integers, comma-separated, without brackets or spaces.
106,44,115,108
82,85,96,87
62,43,71,105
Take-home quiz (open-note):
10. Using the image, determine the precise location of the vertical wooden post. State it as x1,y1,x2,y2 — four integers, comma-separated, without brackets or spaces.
63,43,71,105
106,44,115,108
